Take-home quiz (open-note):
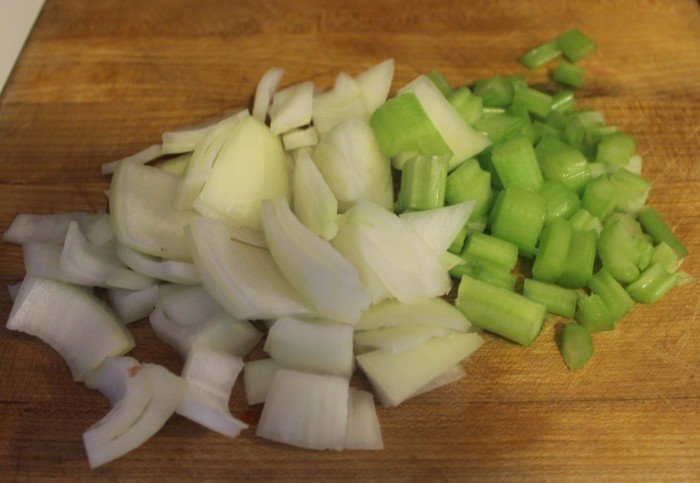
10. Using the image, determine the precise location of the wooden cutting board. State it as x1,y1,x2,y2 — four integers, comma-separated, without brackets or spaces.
1,0,698,479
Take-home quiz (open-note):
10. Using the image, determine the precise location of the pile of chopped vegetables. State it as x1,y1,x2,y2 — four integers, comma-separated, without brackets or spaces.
3,29,690,468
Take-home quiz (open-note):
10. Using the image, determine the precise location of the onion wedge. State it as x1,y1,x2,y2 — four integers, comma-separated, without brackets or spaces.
344,388,383,450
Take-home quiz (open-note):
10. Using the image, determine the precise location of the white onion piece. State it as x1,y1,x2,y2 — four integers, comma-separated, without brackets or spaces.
174,112,248,210
356,333,483,407
23,242,63,279
4,212,98,245
244,358,284,405
355,297,471,332
83,357,153,448
264,317,353,377
353,326,450,353
270,80,313,134
354,58,394,114
186,216,314,320
257,369,349,450
312,119,393,211
399,201,475,256
177,345,248,438
86,364,185,469
60,222,156,289
116,243,200,285
101,144,163,176
158,285,221,325
252,67,284,121
108,286,159,325
414,364,466,397
344,388,383,450
261,198,368,323
162,119,223,155
398,76,491,169
282,126,319,151
331,202,451,304
158,153,191,176
7,276,135,380
193,116,290,231
292,150,338,240
312,72,368,135
7,282,21,302
83,214,115,247
110,160,194,262
226,225,268,248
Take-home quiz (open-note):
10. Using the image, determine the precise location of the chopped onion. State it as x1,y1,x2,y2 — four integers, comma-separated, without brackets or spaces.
399,201,475,255
4,212,99,245
292,149,339,240
282,126,319,151
312,72,368,135
158,284,221,324
7,282,21,302
7,276,134,380
158,153,191,176
414,364,466,397
244,358,284,405
261,198,369,323
344,388,383,450
83,214,115,247
353,325,450,353
256,369,349,450
355,297,472,332
162,117,225,155
252,67,284,121
270,81,313,134
23,242,63,280
116,243,200,285
108,286,159,325
264,316,354,377
100,144,163,176
354,59,394,114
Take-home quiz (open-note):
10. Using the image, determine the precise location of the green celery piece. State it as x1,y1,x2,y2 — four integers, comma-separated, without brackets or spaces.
633,236,654,271
563,116,586,151
558,229,597,289
587,267,635,322
568,208,603,233
445,158,493,220
489,186,546,254
474,114,528,145
598,219,640,284
523,278,578,318
626,263,678,304
533,121,563,143
560,323,594,371
513,87,553,119
448,88,483,127
582,175,618,219
449,256,516,291
674,272,694,287
505,75,528,91
609,169,651,213
538,180,581,225
448,223,470,255
557,29,596,62
552,61,584,88
473,76,514,108
456,275,546,346
551,90,576,113
507,102,531,121
587,162,607,179
491,135,544,191
532,218,573,283
370,93,451,157
427,71,453,98
576,294,615,332
546,111,569,130
462,232,519,270
518,40,562,69
477,150,502,190
570,109,605,128
637,207,688,258
535,135,591,194
603,212,649,241
650,242,679,273
396,155,448,212
596,132,636,166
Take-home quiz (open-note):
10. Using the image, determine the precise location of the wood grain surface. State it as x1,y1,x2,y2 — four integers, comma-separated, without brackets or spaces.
1,0,699,480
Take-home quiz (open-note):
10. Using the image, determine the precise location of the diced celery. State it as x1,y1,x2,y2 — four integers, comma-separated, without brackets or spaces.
603,212,649,241
558,229,597,289
448,88,483,127
449,256,516,291
474,114,528,145
427,71,453,97
456,275,546,346
535,135,590,194
609,169,651,213
518,40,562,69
445,159,493,220
513,87,553,119
448,224,469,255
570,110,605,128
650,242,679,273
552,61,584,88
523,278,578,318
596,132,636,166
568,208,602,233
489,186,546,253
532,218,573,283
551,90,576,113
633,236,654,271
576,294,615,332
637,207,688,258
582,175,618,219
533,121,563,143
557,29,596,62
598,220,640,284
505,75,528,91
491,135,544,191
396,155,448,212
560,323,593,371
626,263,678,304
473,76,514,108
462,232,519,270
587,267,635,322
563,116,586,151
538,180,581,224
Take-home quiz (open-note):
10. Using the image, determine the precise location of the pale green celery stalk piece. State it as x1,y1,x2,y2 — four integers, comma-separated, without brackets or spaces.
396,155,448,212
518,40,562,68
461,232,518,271
626,263,678,304
650,242,679,273
532,218,573,283
587,267,635,322
558,229,597,289
597,220,640,284
449,255,516,291
523,278,578,318
582,175,618,220
560,323,593,371
637,207,688,258
576,294,615,332
489,186,546,255
491,135,544,191
568,208,602,233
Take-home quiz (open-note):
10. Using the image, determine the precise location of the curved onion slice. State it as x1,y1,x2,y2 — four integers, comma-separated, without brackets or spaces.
252,67,284,121
176,345,248,438
355,297,472,332
101,144,163,176
116,243,200,285
261,198,369,323
331,202,451,304
414,364,466,397
257,369,349,451
186,216,314,320
244,358,284,405
270,80,313,135
162,117,224,155
83,214,115,247
7,276,135,380
264,317,353,377
312,72,368,135
85,364,185,468
357,333,483,407
158,284,221,324
282,126,319,151
292,150,338,240
108,286,159,324
83,358,153,448
4,211,99,245
354,58,394,114
399,201,475,255
344,388,383,450
353,326,450,353
110,160,194,262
